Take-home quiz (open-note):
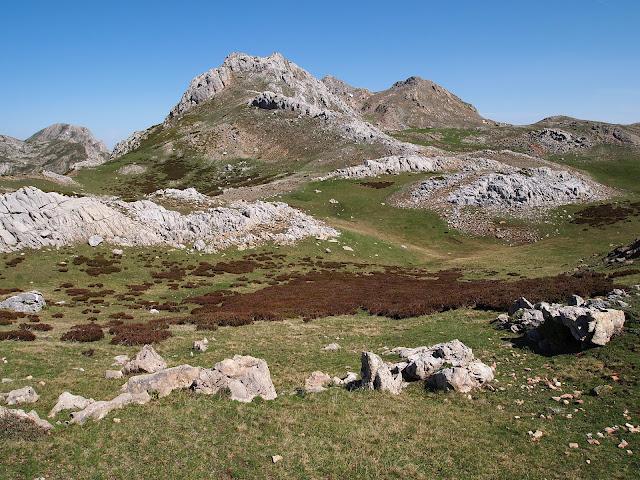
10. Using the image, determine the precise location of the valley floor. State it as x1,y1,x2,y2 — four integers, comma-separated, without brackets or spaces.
1,143,640,479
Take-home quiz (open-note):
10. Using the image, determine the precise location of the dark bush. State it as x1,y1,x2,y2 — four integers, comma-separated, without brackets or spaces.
0,330,36,341
61,323,104,342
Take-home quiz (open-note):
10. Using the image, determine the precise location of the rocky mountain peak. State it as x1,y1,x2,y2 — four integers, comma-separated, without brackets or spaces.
0,123,109,175
168,52,354,120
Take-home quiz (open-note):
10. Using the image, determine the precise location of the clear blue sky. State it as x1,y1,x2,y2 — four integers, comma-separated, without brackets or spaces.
2,0,639,148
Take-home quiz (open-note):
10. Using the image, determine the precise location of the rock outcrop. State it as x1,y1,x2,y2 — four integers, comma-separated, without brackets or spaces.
0,405,53,433
497,295,626,352
606,238,640,264
149,187,210,204
169,52,354,120
0,291,45,313
0,123,109,175
353,341,493,394
70,392,152,425
1,386,39,405
192,355,277,403
48,392,95,418
323,155,454,179
121,345,167,375
446,168,599,209
0,187,338,253
122,365,202,398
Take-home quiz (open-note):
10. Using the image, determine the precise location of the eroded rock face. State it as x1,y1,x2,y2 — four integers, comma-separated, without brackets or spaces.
0,187,338,253
0,406,53,433
48,392,95,418
606,238,640,264
122,365,202,398
70,392,151,425
0,291,45,313
192,355,277,403
324,155,453,180
149,188,209,204
448,168,598,209
121,345,167,375
2,386,39,405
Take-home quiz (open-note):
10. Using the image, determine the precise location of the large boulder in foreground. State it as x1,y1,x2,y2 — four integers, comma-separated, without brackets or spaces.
192,355,277,403
121,345,167,375
0,405,53,434
0,291,45,313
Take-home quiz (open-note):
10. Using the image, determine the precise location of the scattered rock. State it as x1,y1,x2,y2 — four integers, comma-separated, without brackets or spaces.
48,392,94,418
105,370,123,380
70,392,151,425
304,371,332,393
88,235,103,247
322,343,341,351
360,352,403,394
192,355,277,403
121,345,167,375
272,454,283,464
2,386,39,405
427,360,495,393
0,291,45,313
0,405,53,433
112,355,129,366
122,365,202,398
193,338,209,352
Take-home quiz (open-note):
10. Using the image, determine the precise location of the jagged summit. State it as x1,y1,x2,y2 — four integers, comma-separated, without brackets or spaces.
168,52,354,120
0,123,109,176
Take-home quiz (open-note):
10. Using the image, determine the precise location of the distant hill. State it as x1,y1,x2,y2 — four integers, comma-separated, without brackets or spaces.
0,123,109,175
323,75,490,130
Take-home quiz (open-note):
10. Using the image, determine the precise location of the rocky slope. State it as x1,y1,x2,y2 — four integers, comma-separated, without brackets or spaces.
0,124,109,175
0,187,337,253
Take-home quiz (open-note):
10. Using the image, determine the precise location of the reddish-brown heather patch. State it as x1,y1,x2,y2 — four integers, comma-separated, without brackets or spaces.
19,323,52,331
191,270,614,327
572,201,640,227
51,313,64,319
0,330,36,341
5,257,25,268
607,268,640,279
109,321,172,345
359,181,394,189
109,312,134,320
192,260,257,277
73,254,122,276
0,288,21,295
61,323,104,342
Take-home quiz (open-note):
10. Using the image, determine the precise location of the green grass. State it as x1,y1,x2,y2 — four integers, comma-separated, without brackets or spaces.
549,145,640,195
2,299,639,479
3,141,640,478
